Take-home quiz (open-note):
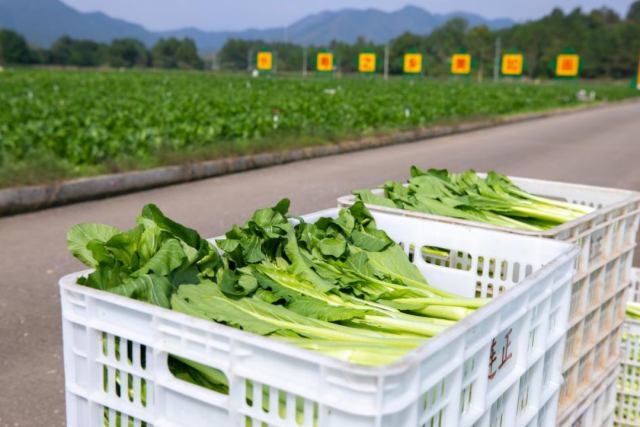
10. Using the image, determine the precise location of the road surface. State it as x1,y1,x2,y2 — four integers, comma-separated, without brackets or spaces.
1,101,640,426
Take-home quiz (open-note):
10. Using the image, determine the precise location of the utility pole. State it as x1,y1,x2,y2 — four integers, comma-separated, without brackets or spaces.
274,51,278,74
384,44,390,81
247,49,253,72
493,37,501,83
303,48,307,78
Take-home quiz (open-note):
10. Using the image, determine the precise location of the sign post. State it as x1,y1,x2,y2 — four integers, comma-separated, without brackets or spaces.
450,48,473,81
384,44,390,81
552,47,581,83
493,37,501,83
255,46,274,77
302,48,307,78
499,49,526,81
315,49,334,78
402,48,424,80
357,48,378,78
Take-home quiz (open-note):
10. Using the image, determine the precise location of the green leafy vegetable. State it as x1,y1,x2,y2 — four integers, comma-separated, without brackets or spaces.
627,302,640,320
68,201,490,370
354,167,594,231
67,204,219,308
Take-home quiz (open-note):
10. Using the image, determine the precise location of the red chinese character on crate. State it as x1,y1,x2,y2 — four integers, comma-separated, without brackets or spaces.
488,328,513,380
488,339,498,379
499,328,513,370
573,414,584,427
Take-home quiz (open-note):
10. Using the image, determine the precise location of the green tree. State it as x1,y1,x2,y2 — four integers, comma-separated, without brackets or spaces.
218,39,256,70
628,1,640,23
465,25,493,78
0,29,37,64
176,38,203,69
49,36,73,64
152,38,181,68
49,36,106,66
152,38,203,69
109,38,149,68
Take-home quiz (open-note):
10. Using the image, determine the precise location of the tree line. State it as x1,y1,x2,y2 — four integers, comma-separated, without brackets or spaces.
218,3,640,79
1,2,639,78
0,32,204,69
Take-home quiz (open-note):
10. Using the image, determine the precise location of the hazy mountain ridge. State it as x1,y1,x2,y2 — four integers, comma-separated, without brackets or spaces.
0,0,514,52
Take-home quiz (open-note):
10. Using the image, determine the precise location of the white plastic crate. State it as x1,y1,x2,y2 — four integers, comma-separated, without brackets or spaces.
338,175,640,423
558,364,618,427
615,269,640,427
61,208,578,427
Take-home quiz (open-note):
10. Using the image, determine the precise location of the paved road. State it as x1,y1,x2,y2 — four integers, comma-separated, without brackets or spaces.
1,101,640,427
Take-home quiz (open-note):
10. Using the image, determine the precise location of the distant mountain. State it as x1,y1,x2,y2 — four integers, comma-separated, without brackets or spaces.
0,0,156,47
280,6,513,45
0,0,514,52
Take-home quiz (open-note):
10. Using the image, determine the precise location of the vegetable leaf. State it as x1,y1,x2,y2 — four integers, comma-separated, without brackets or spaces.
67,223,121,268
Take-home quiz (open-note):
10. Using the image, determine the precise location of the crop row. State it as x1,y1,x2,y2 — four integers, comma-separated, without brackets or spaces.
1,69,638,169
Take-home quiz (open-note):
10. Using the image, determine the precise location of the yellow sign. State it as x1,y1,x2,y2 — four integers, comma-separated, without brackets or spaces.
359,53,376,73
637,54,640,89
451,54,471,75
556,54,579,77
501,54,524,76
317,53,333,72
257,52,273,71
403,53,422,73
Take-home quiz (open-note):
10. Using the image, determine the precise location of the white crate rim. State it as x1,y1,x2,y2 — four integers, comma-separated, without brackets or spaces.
337,174,640,238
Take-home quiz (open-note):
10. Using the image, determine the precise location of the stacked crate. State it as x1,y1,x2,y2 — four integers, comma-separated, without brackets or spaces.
338,175,640,426
615,269,640,427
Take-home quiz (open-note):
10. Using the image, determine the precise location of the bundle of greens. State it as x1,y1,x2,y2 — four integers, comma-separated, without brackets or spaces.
354,167,594,232
67,201,487,369
627,302,640,320
67,203,221,309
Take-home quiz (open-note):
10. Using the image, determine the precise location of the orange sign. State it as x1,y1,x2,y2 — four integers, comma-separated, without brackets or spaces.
317,53,333,72
359,53,376,73
451,54,471,75
404,53,422,73
501,54,523,76
556,54,579,77
257,52,273,71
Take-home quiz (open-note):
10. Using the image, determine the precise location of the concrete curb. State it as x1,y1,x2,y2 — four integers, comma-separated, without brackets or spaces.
1,98,638,217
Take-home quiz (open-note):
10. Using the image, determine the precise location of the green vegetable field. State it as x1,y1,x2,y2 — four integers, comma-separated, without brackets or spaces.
1,69,638,188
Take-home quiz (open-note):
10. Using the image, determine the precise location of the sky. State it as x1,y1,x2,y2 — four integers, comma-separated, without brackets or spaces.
61,0,635,32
